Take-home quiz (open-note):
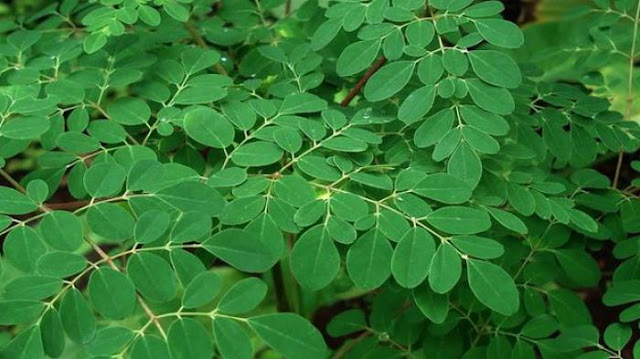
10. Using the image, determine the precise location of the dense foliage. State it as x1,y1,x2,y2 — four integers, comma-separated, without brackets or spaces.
0,0,640,358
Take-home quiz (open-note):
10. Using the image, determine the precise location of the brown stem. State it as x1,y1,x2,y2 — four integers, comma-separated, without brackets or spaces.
45,199,92,210
285,0,291,15
185,21,229,76
340,56,387,107
612,151,624,189
0,168,26,193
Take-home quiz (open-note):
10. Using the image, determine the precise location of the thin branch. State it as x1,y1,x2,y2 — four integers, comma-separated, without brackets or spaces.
87,237,167,339
284,0,292,15
185,21,229,76
45,200,92,210
0,168,26,193
613,151,625,189
340,56,386,107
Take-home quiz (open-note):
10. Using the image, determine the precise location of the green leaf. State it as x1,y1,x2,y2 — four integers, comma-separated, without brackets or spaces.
217,277,268,314
107,97,151,125
182,271,221,308
181,47,221,74
40,309,65,358
428,243,461,294
3,226,47,273
413,108,455,148
346,229,393,289
468,50,521,89
248,313,328,359
0,116,50,139
0,186,38,214
60,289,96,343
0,326,44,359
127,252,177,302
213,317,253,359
475,19,524,49
87,203,134,241
364,61,415,102
84,162,126,197
391,228,435,288
156,182,226,217
3,275,62,300
0,300,44,325
450,235,504,259
36,251,87,278
183,107,235,149
426,206,491,234
604,323,632,351
38,211,83,251
413,283,449,324
291,225,340,290
273,127,303,153
86,326,134,357
203,227,280,273
170,211,212,243
398,85,436,124
232,141,283,167
88,267,137,320
167,318,214,359
130,335,170,359
467,259,520,316
466,78,515,115
487,207,528,234
336,40,380,77
554,249,601,287
134,210,171,244
279,93,327,115
414,173,472,204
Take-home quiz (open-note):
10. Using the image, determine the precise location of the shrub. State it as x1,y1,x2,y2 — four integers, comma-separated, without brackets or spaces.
0,0,639,358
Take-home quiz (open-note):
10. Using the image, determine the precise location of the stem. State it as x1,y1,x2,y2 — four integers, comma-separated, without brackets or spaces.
284,0,291,15
271,260,291,313
185,21,229,76
340,56,387,107
612,151,625,189
0,168,26,193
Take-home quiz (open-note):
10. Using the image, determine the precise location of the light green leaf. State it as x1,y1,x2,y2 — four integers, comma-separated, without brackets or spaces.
426,206,491,234
291,226,340,290
232,141,283,167
337,40,380,77
468,50,521,88
391,228,435,288
467,259,520,316
127,252,177,302
346,229,393,289
182,271,221,308
428,243,461,294
217,277,268,314
184,107,234,149
167,318,213,359
88,267,137,320
248,313,328,359
364,61,415,102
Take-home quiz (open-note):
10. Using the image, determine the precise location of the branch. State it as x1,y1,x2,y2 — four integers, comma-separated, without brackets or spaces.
340,56,386,107
185,21,229,76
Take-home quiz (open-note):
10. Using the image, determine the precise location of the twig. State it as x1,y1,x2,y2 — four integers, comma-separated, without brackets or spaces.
185,21,229,76
0,168,26,193
87,237,167,339
45,200,92,210
340,56,386,107
612,151,624,189
284,0,291,15
331,331,370,359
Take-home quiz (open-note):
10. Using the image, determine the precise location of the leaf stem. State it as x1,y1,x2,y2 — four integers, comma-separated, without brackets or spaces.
185,21,229,76
340,56,387,107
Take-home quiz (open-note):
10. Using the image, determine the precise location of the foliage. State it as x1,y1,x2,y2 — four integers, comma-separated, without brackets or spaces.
0,0,639,358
